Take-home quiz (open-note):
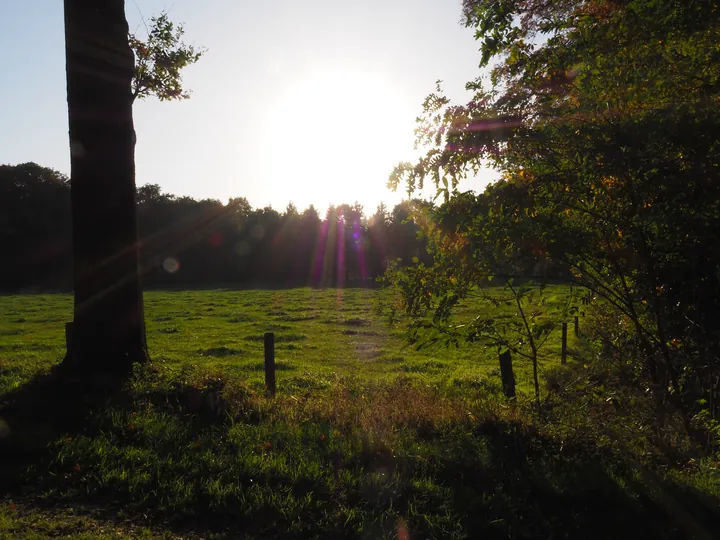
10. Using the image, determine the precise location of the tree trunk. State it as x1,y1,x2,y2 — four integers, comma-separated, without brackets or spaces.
62,0,148,374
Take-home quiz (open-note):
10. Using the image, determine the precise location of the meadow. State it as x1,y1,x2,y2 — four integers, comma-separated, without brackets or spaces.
0,287,581,398
0,288,717,538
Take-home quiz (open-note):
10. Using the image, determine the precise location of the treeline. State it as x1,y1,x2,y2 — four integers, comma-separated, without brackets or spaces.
0,162,432,292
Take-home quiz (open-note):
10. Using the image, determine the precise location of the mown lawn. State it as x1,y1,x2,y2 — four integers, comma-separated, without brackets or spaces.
0,288,718,539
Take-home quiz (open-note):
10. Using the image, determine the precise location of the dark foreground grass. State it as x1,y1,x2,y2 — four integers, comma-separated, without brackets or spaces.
1,288,719,538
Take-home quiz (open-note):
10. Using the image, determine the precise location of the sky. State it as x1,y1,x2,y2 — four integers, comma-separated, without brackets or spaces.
0,0,496,214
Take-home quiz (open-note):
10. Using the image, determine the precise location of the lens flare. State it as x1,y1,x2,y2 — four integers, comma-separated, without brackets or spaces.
163,257,180,273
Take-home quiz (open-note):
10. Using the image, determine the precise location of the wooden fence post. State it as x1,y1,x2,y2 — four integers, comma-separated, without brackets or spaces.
499,350,516,398
264,332,276,395
561,323,568,365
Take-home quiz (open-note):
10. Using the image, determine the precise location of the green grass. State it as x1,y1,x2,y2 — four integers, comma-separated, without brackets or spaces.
0,287,581,398
1,288,718,538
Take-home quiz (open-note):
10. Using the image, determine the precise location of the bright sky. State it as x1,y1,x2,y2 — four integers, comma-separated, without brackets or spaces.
0,0,496,213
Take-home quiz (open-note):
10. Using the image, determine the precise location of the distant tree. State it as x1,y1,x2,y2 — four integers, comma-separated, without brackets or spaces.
332,203,358,283
370,202,390,228
324,204,337,222
302,205,320,222
0,160,431,292
387,200,428,266
284,202,299,218
0,163,71,291
337,202,365,226
136,183,172,205
367,203,391,277
228,197,253,228
63,0,148,374
129,11,205,102
300,205,322,284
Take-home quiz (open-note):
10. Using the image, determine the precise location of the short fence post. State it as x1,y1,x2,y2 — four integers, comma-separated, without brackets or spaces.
574,315,579,337
561,323,568,365
499,350,516,399
264,332,276,395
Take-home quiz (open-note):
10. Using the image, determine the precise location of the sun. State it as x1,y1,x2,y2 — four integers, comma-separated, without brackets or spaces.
260,69,414,212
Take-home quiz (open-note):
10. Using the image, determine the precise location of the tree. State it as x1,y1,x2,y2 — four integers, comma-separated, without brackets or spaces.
0,166,434,292
62,4,206,375
370,203,390,228
284,202,299,218
368,203,391,277
0,164,71,291
388,188,575,411
302,205,320,222
63,0,147,374
390,0,720,413
129,11,205,102
228,196,253,228
136,183,172,205
387,200,429,266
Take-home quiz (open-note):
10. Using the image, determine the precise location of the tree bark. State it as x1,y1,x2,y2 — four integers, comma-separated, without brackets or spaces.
63,0,148,374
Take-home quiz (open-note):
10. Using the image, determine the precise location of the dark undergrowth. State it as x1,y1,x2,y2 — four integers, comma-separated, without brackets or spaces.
1,359,719,539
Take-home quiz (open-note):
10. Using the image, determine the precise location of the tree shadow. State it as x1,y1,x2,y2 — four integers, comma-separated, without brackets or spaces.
0,367,129,491
427,420,720,540
2,369,719,539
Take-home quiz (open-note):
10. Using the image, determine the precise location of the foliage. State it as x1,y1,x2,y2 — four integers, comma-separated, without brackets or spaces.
0,164,428,291
390,0,720,416
386,183,578,409
0,164,71,291
129,12,205,102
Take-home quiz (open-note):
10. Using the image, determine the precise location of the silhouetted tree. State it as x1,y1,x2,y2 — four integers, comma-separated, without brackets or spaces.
0,164,432,292
368,203,391,277
0,164,72,291
61,4,206,375
62,0,149,374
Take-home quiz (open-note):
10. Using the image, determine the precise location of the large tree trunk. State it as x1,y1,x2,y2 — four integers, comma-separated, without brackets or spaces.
62,0,148,374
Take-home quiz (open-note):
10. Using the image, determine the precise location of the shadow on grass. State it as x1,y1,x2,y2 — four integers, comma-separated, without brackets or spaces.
0,368,128,490
454,421,719,540
0,369,719,539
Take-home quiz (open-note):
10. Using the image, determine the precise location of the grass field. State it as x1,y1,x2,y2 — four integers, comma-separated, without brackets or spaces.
0,287,580,398
1,288,718,538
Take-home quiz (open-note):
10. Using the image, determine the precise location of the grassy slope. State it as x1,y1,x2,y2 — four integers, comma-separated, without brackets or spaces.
0,288,718,538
